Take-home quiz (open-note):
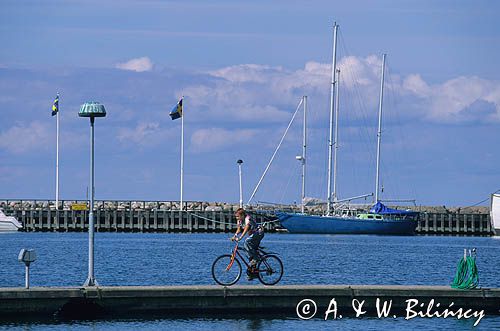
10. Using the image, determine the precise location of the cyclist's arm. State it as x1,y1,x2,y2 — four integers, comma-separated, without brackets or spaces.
232,222,242,240
237,224,250,240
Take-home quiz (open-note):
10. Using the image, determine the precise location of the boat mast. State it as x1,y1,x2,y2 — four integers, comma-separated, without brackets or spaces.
327,22,338,216
375,54,386,203
300,96,307,213
333,68,340,203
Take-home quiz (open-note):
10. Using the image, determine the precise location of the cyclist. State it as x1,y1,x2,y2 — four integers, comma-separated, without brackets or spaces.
231,207,264,280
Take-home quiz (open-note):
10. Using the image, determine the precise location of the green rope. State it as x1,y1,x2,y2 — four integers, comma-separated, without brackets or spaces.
451,255,479,289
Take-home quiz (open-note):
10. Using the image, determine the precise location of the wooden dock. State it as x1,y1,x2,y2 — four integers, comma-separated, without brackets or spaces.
0,200,494,236
0,285,498,319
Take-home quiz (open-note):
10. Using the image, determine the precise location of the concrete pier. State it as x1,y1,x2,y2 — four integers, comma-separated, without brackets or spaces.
0,285,498,319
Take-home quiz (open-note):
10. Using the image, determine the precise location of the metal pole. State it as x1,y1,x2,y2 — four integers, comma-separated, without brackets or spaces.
375,54,386,203
301,96,307,213
333,69,340,203
180,97,184,211
84,117,96,286
25,265,30,289
327,23,338,216
56,109,60,209
237,160,243,208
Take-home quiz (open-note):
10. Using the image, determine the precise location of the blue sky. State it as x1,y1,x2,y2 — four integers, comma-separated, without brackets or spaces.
0,0,499,206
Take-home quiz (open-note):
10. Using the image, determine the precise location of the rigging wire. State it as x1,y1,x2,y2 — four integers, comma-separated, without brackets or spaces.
339,30,378,163
278,162,302,206
247,98,303,205
336,29,376,199
301,98,327,201
461,191,499,210
384,59,418,204
251,97,309,205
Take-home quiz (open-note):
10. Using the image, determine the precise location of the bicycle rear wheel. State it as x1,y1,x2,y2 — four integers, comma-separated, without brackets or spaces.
212,254,242,286
257,254,283,285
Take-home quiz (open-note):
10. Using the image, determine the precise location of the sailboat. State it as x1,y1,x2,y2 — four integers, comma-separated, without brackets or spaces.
276,23,419,235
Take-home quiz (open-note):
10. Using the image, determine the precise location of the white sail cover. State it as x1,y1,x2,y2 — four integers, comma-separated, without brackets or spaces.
491,193,500,235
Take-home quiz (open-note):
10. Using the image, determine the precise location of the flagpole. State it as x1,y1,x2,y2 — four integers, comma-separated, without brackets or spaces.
55,95,60,209
180,96,184,211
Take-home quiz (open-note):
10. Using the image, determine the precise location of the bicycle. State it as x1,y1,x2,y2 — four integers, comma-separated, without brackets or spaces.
211,240,284,286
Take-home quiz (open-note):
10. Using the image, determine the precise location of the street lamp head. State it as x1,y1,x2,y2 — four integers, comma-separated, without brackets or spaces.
237,159,243,165
79,102,106,118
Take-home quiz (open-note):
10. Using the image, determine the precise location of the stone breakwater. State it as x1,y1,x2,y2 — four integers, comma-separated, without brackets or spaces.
1,200,242,212
0,199,489,214
0,200,493,235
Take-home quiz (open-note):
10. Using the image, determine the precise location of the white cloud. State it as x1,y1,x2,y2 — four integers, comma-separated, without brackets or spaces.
183,62,331,124
182,82,293,123
117,122,170,147
175,56,500,125
403,74,430,97
190,128,259,152
402,75,500,122
0,121,51,154
115,57,153,72
337,56,378,88
210,64,284,83
182,56,393,125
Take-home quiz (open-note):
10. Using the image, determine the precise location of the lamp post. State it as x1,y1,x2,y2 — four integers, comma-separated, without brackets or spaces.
79,101,106,287
237,159,243,208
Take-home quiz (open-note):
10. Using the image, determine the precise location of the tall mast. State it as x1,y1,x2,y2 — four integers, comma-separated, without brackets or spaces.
332,68,340,203
327,22,338,215
300,96,307,213
55,99,60,209
375,54,386,203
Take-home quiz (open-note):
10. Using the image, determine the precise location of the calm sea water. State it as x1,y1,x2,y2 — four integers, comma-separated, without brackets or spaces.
0,232,499,330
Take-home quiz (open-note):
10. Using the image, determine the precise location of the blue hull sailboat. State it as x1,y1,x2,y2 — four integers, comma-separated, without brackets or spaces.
275,24,419,235
277,202,418,235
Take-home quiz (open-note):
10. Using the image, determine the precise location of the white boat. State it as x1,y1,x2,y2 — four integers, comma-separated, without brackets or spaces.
0,209,22,231
491,192,500,236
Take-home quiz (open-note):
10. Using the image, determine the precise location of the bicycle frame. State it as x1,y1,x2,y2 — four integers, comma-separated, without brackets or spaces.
227,242,251,271
226,241,279,272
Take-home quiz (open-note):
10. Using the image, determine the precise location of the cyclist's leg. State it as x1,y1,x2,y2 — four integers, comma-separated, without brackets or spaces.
244,236,258,280
244,236,256,261
245,235,261,265
254,232,264,260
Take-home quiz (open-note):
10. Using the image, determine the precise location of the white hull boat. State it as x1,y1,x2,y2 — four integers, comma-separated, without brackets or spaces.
491,193,500,236
0,209,22,232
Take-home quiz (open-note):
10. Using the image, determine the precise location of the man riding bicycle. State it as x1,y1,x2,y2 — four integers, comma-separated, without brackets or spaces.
231,208,264,280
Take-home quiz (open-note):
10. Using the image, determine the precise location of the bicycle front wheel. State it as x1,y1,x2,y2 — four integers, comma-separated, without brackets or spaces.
212,254,242,286
257,254,284,286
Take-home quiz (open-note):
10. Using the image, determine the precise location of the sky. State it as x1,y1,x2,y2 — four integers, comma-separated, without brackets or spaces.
0,0,499,207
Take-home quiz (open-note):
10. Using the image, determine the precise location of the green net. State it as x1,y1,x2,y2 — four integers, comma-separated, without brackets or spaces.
450,252,479,289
